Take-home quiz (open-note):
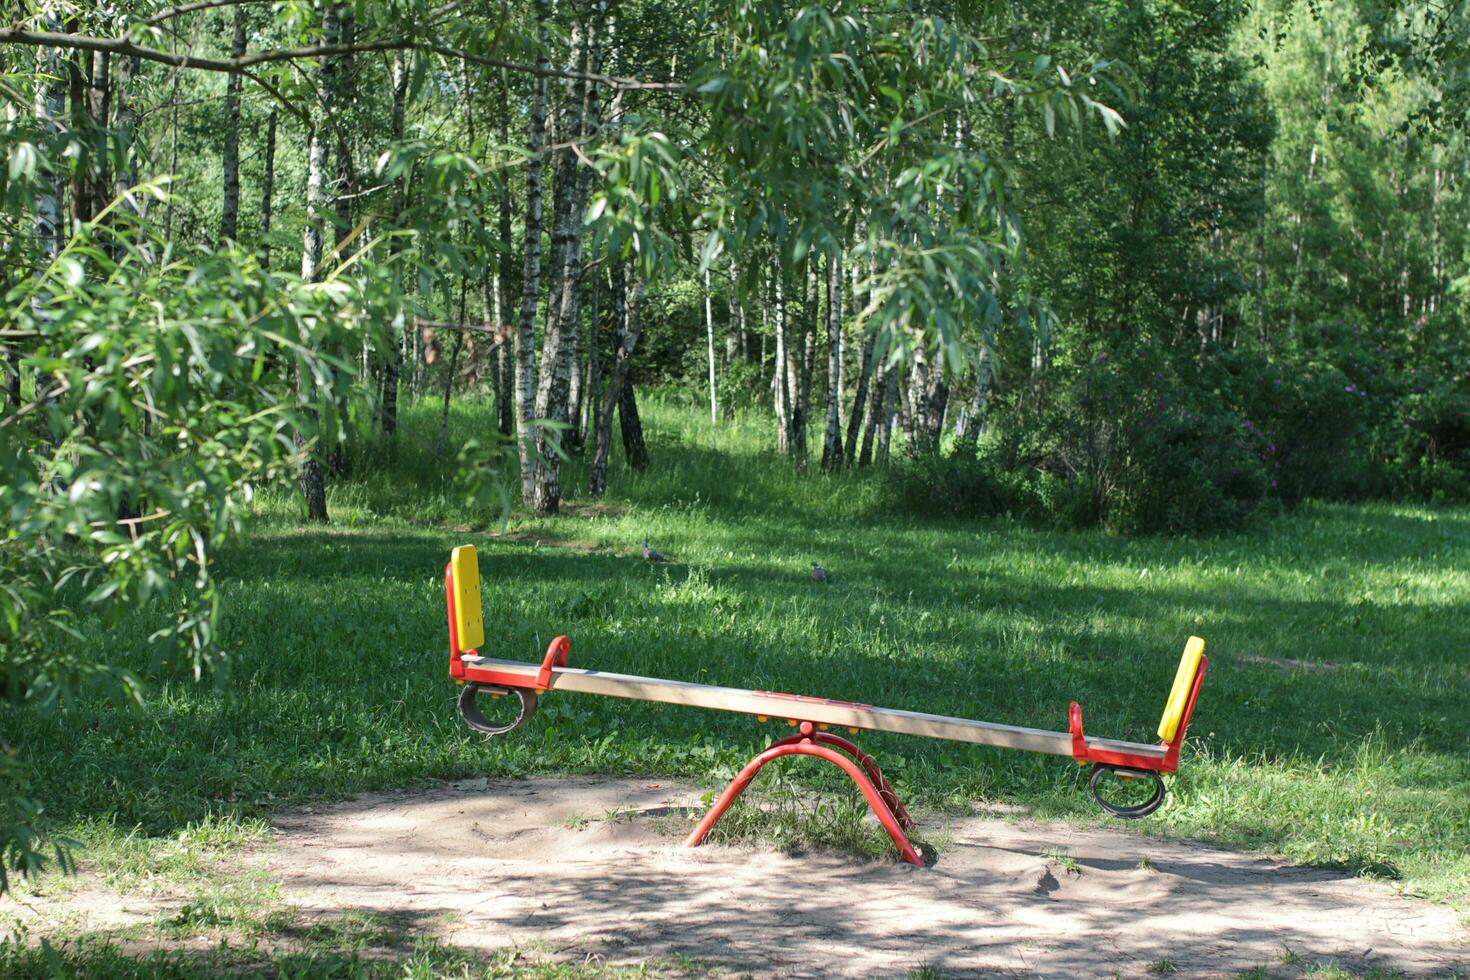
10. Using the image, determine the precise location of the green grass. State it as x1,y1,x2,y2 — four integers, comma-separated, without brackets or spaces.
5,391,1469,930
0,932,709,978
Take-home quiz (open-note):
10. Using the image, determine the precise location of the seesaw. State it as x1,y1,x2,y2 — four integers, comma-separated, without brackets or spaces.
444,545,1208,865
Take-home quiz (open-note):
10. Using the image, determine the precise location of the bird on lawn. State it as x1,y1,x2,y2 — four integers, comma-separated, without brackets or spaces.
642,540,668,562
810,561,830,583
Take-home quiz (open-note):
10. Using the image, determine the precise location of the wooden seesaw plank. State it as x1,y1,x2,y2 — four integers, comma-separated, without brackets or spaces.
460,655,1166,760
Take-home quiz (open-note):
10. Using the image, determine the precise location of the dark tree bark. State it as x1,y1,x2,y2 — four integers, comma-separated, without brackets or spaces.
820,252,844,470
495,67,517,438
66,32,90,227
258,107,277,268
379,49,408,434
590,264,645,496
219,5,246,242
87,51,111,222
619,380,648,470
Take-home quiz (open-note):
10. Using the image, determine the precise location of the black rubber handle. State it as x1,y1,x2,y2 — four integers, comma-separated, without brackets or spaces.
458,682,538,738
1089,764,1166,819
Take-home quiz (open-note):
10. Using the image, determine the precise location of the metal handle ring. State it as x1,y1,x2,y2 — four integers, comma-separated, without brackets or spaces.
458,682,538,738
1089,764,1166,819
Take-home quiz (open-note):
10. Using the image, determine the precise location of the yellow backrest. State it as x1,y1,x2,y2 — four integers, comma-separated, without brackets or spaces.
1157,636,1206,742
450,545,486,654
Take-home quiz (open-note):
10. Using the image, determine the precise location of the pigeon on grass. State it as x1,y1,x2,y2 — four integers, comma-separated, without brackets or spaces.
642,540,668,562
810,561,830,582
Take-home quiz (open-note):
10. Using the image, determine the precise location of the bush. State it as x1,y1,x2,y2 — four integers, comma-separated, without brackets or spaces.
1378,384,1470,502
993,344,1272,534
1207,324,1385,503
883,452,1020,519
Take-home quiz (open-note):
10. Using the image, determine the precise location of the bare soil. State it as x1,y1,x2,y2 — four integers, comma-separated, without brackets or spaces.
262,776,1466,978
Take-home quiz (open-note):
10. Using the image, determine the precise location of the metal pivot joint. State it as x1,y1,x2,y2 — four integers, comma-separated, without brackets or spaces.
684,721,925,867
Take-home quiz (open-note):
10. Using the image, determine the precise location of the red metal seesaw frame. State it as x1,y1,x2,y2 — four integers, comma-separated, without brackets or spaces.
1067,654,1208,774
685,720,923,866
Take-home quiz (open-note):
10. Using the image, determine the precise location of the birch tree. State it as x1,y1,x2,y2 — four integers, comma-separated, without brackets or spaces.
218,6,246,243
514,0,552,504
819,251,844,469
295,5,341,523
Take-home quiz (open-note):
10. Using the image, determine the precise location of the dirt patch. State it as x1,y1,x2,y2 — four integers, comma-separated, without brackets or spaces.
1,885,168,936
267,776,1467,978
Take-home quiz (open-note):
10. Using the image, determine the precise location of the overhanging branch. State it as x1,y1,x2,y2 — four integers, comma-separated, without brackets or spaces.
0,27,687,91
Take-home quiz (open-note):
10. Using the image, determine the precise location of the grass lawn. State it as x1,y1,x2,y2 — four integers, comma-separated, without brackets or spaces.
4,393,1468,969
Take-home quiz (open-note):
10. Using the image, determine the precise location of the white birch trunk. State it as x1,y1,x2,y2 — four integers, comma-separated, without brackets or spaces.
705,268,718,423
516,1,552,505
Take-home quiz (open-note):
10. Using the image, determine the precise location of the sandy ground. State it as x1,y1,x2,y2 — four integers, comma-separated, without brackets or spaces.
261,776,1466,978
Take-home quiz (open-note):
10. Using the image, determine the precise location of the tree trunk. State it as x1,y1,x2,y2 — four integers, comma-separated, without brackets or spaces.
619,380,648,470
32,26,66,264
164,49,179,240
259,108,277,269
531,19,591,514
326,11,355,478
66,35,88,229
820,252,844,469
905,346,948,456
590,265,645,496
437,281,469,454
856,355,883,468
954,346,992,455
295,5,340,524
495,67,517,437
515,1,551,505
484,265,508,432
582,268,601,443
845,329,876,464
379,50,409,435
772,270,793,453
219,5,246,243
331,12,357,257
704,268,718,423
112,55,139,212
86,51,111,223
873,362,897,465
1254,147,1267,349
791,262,815,465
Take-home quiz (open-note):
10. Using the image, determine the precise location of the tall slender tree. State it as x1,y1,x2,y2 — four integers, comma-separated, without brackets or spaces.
590,263,646,495
294,5,341,523
219,6,247,243
515,0,552,504
820,251,844,469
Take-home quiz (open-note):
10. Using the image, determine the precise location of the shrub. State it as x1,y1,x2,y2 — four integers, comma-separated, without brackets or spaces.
883,452,1020,519
1378,384,1470,502
993,344,1272,534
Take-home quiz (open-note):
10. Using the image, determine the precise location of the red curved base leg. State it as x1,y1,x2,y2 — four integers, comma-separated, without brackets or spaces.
685,724,923,866
757,730,916,831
